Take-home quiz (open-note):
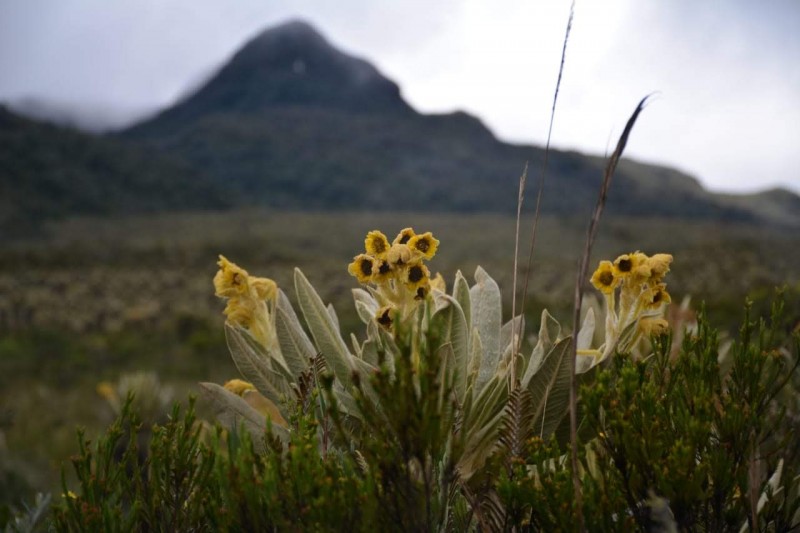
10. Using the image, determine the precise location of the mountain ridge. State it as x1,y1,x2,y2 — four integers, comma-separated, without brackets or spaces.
122,20,797,225
3,19,798,234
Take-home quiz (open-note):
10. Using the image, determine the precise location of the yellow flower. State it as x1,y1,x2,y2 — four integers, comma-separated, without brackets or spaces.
590,260,618,294
371,258,394,284
222,297,252,326
613,252,647,279
393,227,416,245
224,378,257,396
213,255,251,298
645,253,673,280
364,230,391,259
643,283,672,308
96,381,116,402
407,232,439,260
430,272,446,292
414,281,431,301
639,317,669,336
376,305,394,330
251,277,277,301
348,254,376,284
387,243,413,266
402,261,430,290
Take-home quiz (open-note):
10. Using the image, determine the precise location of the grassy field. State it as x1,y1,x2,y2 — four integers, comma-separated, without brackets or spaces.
1,209,799,503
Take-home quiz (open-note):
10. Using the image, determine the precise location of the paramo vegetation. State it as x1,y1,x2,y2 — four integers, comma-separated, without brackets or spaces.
47,227,800,532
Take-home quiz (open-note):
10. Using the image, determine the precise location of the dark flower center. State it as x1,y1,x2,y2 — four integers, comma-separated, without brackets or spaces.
378,261,391,275
599,271,614,286
618,258,632,272
408,266,424,283
371,238,387,254
377,309,392,326
652,291,662,303
415,239,430,253
360,259,373,276
399,233,412,244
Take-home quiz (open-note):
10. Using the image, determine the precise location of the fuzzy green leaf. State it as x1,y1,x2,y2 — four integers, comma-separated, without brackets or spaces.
352,288,379,324
527,337,572,439
294,268,354,388
224,324,293,413
522,309,562,386
431,292,469,403
577,307,595,351
275,290,313,378
453,270,472,329
470,267,503,393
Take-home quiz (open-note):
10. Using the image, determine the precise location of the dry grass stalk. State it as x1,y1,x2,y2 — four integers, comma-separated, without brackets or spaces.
569,95,651,529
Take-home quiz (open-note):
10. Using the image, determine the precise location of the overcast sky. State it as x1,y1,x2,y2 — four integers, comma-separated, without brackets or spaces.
1,0,798,194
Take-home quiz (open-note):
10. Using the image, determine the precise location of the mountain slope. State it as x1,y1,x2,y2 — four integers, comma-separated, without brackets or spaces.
0,106,232,235
123,20,788,223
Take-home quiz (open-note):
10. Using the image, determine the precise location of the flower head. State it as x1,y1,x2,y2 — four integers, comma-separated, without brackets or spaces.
371,258,394,284
348,254,376,284
387,243,413,267
222,296,256,327
414,282,431,301
591,260,619,294
365,230,391,259
644,283,671,308
403,260,430,290
407,232,439,260
224,378,257,396
213,255,251,298
393,227,416,245
613,252,647,279
645,254,673,281
376,305,394,330
251,277,277,301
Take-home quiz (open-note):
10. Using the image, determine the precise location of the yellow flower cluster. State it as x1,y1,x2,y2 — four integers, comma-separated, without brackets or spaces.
348,228,441,329
213,255,277,350
589,251,673,358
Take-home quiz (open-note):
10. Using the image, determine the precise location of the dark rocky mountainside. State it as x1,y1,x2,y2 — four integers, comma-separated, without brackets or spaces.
123,20,796,224
0,106,232,234
4,19,797,235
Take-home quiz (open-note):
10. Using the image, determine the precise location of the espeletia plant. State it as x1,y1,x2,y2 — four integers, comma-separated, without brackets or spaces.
201,227,673,523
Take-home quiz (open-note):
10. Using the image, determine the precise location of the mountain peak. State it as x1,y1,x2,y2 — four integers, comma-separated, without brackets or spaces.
131,20,411,130
248,19,329,48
